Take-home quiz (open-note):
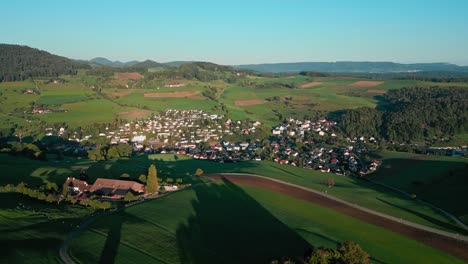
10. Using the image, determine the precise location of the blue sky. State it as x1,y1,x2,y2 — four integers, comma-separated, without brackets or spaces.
2,0,468,65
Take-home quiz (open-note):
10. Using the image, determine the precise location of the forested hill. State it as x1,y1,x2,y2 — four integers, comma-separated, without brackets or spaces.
339,87,468,143
0,44,90,82
235,61,468,73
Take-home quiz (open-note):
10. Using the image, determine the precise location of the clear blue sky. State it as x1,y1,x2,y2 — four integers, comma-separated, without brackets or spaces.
2,0,468,65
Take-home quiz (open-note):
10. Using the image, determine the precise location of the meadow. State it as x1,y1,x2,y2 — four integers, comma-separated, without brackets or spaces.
69,183,464,263
0,73,448,130
1,152,465,234
0,192,93,263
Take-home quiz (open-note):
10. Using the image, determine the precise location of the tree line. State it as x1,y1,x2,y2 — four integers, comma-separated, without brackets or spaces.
339,86,468,143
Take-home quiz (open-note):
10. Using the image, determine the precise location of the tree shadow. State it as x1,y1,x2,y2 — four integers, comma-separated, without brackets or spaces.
176,178,311,263
98,213,123,264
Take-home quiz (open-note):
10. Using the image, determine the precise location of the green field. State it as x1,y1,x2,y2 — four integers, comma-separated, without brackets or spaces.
1,73,458,130
369,151,468,224
69,183,464,263
0,193,93,263
1,152,465,234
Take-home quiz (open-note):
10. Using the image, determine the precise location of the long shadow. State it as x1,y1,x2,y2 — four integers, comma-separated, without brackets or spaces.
98,214,123,264
376,198,467,234
176,179,312,263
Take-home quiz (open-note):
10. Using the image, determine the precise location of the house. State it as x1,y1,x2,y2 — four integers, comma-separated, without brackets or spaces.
164,82,186,88
63,177,91,194
90,178,145,198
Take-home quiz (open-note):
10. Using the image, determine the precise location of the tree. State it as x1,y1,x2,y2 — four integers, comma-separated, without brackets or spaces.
120,173,130,180
138,174,147,183
338,241,369,264
147,164,159,194
124,192,138,202
195,168,204,176
166,178,174,184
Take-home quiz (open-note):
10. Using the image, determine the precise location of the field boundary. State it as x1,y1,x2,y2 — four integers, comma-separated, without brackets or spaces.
207,173,468,262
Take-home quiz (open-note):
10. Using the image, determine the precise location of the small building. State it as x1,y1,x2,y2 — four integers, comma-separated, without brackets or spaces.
63,177,91,194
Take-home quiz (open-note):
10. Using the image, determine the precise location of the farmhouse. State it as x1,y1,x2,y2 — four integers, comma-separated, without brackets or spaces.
90,178,145,198
63,177,91,193
63,177,145,199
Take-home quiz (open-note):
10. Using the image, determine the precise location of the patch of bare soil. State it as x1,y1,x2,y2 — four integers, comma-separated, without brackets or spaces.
235,99,267,106
348,81,384,87
144,90,201,98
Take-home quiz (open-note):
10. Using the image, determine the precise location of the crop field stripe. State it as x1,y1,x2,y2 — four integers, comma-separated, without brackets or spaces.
206,173,468,262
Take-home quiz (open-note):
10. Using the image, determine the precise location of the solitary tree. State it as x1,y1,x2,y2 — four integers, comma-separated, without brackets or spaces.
138,174,147,183
195,168,204,176
338,241,369,264
147,164,159,194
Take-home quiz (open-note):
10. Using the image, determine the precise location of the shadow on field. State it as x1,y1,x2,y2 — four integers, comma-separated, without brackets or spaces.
376,198,467,234
175,178,311,263
98,214,123,264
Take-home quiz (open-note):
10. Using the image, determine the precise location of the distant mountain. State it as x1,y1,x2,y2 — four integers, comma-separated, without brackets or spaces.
89,57,139,68
234,61,468,73
132,60,167,69
0,44,90,82
163,61,195,67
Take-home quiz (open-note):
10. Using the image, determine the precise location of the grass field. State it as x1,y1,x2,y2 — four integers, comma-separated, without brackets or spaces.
369,151,468,224
1,74,456,130
69,183,464,263
1,152,465,234
0,193,93,263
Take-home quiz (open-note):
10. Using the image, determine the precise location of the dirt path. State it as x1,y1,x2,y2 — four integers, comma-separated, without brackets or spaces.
206,173,468,262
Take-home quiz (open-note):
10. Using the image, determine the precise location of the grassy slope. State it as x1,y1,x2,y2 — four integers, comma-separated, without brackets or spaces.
69,184,464,264
0,193,93,263
369,151,468,223
1,152,464,233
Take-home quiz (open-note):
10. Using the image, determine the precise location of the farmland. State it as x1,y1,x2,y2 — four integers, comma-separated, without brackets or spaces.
3,72,465,131
0,193,93,263
1,152,465,234
69,183,465,263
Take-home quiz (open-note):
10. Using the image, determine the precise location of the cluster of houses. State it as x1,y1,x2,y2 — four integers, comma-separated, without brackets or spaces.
42,110,381,176
269,117,381,176
48,109,263,151
272,117,338,138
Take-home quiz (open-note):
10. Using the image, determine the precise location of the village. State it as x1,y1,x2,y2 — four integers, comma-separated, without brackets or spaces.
40,109,381,178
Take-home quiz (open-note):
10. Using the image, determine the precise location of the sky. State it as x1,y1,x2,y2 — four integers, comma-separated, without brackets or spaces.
2,0,468,65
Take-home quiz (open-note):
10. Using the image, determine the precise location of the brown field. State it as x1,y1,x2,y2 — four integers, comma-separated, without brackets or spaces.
367,89,387,94
144,90,201,98
118,109,153,119
115,72,144,80
207,174,468,262
348,81,384,87
235,99,267,106
299,81,323,88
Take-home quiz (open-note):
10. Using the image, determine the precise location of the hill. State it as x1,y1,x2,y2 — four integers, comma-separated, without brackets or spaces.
132,59,167,69
235,61,468,73
0,44,90,82
89,57,139,68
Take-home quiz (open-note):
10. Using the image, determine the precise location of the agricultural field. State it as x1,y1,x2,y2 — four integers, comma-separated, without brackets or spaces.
0,193,93,263
368,151,468,224
69,183,464,263
2,71,461,131
1,152,465,234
